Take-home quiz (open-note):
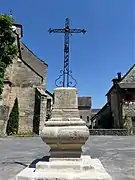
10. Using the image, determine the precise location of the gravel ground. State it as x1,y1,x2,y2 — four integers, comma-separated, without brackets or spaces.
0,136,135,180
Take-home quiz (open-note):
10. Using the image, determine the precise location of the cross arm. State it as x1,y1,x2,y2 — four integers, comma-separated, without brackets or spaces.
70,29,86,34
48,28,65,33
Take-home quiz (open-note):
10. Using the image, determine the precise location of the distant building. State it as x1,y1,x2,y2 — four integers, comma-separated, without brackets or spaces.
78,96,100,127
91,65,135,133
91,103,113,129
78,97,91,126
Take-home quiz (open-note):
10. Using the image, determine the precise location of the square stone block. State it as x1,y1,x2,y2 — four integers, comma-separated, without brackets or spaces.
53,88,78,109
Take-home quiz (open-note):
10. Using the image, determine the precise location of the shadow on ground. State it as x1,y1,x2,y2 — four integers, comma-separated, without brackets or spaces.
29,156,50,168
2,156,50,169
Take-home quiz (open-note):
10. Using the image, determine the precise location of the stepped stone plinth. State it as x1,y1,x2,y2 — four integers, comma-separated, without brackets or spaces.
15,87,112,180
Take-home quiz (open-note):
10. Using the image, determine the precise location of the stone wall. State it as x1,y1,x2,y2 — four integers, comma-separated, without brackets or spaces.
89,129,129,136
108,87,122,128
1,81,12,106
38,89,47,135
17,87,36,133
79,109,91,125
5,57,45,88
0,104,9,136
1,57,47,134
122,102,135,116
122,102,135,134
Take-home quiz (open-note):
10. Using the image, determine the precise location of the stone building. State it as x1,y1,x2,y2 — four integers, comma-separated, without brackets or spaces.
78,97,99,127
0,16,48,135
92,65,135,133
78,96,91,126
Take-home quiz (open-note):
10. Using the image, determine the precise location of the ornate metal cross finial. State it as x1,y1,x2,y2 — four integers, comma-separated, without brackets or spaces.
48,18,86,87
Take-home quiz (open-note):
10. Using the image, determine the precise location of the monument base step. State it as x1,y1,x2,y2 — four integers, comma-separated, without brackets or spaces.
14,155,112,180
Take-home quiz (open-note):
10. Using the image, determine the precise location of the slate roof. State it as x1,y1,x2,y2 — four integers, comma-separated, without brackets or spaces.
91,109,100,113
118,83,135,89
19,42,47,79
78,97,91,108
91,103,109,121
91,109,100,118
119,64,135,83
106,84,118,96
106,64,135,96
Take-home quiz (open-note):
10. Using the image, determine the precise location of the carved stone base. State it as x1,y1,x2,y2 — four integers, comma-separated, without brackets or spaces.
41,88,89,158
14,87,112,180
14,155,112,180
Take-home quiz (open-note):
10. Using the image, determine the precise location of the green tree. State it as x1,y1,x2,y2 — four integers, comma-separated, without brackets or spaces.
0,14,17,97
6,98,19,135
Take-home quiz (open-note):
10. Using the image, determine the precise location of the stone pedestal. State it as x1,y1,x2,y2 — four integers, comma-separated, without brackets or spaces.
41,88,89,158
14,87,112,180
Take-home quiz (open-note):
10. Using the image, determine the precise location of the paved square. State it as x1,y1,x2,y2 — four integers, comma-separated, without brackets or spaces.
0,136,135,180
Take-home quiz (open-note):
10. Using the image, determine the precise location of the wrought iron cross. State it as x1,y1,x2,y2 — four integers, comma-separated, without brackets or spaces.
48,18,86,87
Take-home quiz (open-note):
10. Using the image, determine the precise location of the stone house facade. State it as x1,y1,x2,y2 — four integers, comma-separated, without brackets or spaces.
92,65,135,133
78,96,99,127
0,17,48,135
78,96,91,126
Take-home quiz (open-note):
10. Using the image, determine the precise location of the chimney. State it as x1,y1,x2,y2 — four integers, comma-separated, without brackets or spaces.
117,72,121,81
112,78,119,85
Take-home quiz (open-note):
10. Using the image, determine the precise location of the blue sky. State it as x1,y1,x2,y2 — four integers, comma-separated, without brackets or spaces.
0,0,134,108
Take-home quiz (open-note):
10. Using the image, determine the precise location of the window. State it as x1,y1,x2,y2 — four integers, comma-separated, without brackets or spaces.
132,117,135,122
87,116,89,122
47,99,51,110
98,119,101,126
80,115,82,119
124,94,133,101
